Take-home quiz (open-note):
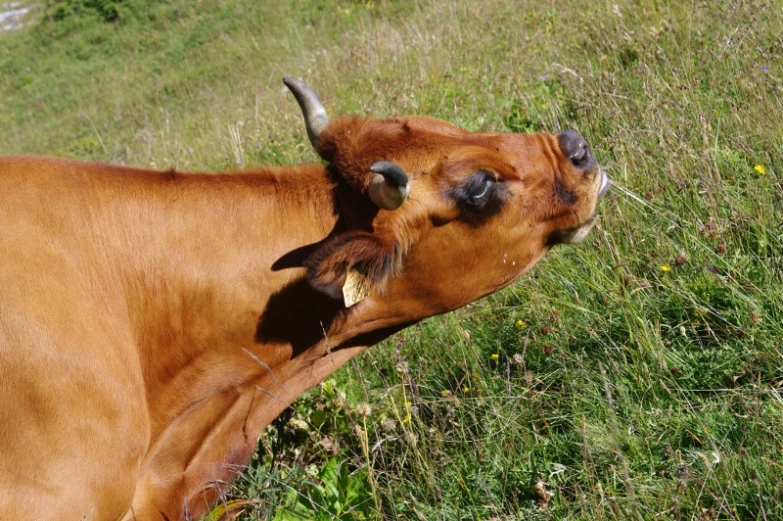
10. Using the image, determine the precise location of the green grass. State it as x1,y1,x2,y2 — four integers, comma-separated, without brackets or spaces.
3,0,783,519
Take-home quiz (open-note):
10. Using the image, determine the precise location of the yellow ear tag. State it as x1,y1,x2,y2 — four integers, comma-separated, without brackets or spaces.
342,269,370,308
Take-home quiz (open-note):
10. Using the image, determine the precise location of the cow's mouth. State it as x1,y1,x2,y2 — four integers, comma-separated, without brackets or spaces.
549,168,609,246
550,214,598,245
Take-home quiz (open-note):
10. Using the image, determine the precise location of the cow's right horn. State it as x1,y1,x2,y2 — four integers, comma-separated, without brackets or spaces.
283,76,329,150
369,161,410,210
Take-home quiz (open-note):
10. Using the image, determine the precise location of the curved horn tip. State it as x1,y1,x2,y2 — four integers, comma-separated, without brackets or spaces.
282,75,329,150
370,161,410,189
282,75,320,102
282,76,304,90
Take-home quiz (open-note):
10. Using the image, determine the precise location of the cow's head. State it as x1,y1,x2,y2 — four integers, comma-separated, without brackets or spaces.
285,77,609,314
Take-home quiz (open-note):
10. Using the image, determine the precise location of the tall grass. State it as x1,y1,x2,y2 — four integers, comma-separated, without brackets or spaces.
2,0,782,519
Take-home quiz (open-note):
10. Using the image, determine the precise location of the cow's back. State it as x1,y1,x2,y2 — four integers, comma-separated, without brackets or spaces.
0,157,149,520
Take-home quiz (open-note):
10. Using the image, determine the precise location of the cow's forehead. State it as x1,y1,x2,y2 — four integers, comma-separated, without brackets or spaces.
375,116,555,177
392,115,550,152
395,115,464,133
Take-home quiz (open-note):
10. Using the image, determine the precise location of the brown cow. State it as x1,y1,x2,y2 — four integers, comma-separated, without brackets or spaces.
0,77,609,520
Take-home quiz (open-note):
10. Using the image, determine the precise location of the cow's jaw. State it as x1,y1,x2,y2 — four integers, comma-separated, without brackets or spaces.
556,167,610,245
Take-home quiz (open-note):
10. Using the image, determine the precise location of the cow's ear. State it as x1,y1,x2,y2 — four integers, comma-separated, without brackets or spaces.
305,232,403,307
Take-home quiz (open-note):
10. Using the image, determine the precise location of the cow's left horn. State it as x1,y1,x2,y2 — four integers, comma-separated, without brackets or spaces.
283,76,329,150
369,161,410,210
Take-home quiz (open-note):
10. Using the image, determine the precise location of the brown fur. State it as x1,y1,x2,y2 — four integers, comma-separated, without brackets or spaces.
0,106,605,520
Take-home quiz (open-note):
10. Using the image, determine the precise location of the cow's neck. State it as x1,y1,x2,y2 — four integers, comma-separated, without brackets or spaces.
102,163,418,515
108,165,351,433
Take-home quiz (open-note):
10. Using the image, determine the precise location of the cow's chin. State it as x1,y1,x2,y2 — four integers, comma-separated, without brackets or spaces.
558,214,599,245
559,168,609,245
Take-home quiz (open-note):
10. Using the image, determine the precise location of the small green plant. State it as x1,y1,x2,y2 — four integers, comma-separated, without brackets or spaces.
274,459,373,521
44,0,127,23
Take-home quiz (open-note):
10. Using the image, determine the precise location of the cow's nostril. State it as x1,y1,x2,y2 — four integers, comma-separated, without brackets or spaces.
559,130,588,166
570,142,587,163
558,130,596,170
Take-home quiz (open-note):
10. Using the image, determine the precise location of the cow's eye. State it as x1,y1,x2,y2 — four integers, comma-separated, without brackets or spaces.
462,170,496,208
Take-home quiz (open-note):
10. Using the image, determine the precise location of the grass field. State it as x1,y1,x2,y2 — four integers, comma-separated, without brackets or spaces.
2,0,782,519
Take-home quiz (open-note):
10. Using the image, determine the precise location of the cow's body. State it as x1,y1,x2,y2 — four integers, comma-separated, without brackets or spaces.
0,79,608,520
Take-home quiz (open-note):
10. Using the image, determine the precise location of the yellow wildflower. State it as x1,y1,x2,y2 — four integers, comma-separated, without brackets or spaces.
754,164,766,175
402,413,412,423
515,319,526,329
490,353,500,360
660,265,671,272
462,386,470,393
